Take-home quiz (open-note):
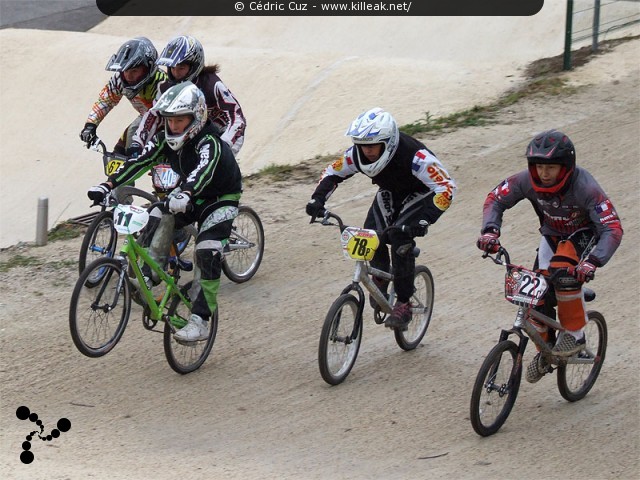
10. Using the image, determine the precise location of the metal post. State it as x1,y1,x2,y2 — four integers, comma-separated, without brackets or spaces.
35,196,48,246
592,0,601,52
563,0,574,70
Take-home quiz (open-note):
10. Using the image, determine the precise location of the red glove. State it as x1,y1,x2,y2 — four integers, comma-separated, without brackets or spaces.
477,230,500,253
571,261,597,282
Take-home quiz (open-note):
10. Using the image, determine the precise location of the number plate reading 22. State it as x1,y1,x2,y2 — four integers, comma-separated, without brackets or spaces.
341,227,380,261
504,267,549,307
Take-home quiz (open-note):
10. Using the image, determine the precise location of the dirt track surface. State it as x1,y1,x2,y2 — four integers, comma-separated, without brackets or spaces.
1,44,639,479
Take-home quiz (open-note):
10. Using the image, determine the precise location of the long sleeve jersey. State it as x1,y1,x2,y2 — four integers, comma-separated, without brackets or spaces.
133,69,247,155
84,70,167,126
109,120,241,200
311,132,456,224
481,167,623,266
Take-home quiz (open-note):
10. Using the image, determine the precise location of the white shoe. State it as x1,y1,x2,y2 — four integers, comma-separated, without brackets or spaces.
174,314,209,342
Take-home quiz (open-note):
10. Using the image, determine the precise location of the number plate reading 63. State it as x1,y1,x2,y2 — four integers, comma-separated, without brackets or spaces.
341,227,380,261
504,268,549,307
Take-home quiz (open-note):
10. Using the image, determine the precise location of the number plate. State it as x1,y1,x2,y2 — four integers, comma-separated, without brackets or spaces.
504,267,549,307
105,158,124,176
341,227,380,261
152,164,181,192
112,204,149,234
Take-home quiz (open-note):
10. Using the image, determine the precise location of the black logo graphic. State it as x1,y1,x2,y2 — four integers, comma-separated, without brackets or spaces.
16,406,71,464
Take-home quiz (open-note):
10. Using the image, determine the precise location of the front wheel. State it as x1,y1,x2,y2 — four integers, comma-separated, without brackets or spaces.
394,265,434,350
557,310,607,402
318,294,363,385
163,282,218,374
470,340,522,437
222,205,265,283
69,258,131,357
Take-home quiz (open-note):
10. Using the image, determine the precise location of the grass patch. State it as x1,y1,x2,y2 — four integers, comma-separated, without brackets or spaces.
0,254,42,272
48,221,85,242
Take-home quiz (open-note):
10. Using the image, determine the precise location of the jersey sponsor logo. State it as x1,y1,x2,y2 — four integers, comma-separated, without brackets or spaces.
331,157,344,171
199,143,210,162
433,193,451,211
425,165,454,200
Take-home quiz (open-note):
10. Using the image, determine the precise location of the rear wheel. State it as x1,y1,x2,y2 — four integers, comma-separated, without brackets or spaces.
318,294,363,385
69,258,131,357
78,211,117,287
394,265,434,350
470,340,522,437
557,311,607,402
222,205,265,283
163,282,218,374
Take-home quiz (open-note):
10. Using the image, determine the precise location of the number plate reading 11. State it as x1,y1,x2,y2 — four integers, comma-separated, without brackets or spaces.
504,267,549,307
112,204,149,235
341,227,380,261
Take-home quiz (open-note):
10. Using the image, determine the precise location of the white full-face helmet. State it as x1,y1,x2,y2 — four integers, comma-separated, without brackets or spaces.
345,107,399,177
151,82,207,151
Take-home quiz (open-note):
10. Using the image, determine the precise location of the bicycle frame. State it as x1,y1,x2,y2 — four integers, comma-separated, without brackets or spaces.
488,248,598,367
340,263,393,312
315,210,427,320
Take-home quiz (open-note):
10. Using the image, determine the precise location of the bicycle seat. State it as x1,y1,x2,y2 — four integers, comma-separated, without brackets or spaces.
583,287,596,303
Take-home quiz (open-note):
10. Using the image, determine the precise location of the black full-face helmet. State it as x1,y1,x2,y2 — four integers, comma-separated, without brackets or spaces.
526,129,576,193
105,37,158,99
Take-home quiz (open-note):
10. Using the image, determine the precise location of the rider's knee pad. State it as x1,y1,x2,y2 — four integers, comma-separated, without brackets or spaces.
195,245,222,280
395,243,414,258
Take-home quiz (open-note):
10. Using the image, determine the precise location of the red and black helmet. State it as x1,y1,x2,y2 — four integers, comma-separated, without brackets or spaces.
526,130,576,193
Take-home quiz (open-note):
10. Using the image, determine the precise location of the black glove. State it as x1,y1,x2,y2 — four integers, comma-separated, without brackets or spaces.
411,220,429,237
306,199,325,218
87,183,112,203
126,142,143,158
80,123,97,145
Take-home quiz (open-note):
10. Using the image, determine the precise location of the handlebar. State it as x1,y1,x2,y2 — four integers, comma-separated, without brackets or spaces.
482,246,594,282
310,209,429,240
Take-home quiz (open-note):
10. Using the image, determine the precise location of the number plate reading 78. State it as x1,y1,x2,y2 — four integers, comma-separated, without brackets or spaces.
341,227,380,261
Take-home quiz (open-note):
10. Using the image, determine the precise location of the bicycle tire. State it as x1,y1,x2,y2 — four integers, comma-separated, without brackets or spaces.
318,294,363,385
394,265,434,350
163,282,218,374
557,310,607,402
470,340,522,437
222,205,265,283
69,257,131,357
78,210,117,286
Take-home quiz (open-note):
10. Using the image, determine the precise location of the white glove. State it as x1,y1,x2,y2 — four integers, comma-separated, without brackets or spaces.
168,191,191,213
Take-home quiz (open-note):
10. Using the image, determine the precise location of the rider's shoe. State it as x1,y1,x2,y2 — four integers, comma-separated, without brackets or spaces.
130,274,153,292
369,276,389,309
551,331,586,357
174,314,209,342
385,301,412,331
525,352,550,383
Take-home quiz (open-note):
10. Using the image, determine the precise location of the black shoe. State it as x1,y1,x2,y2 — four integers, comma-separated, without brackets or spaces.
385,301,412,331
